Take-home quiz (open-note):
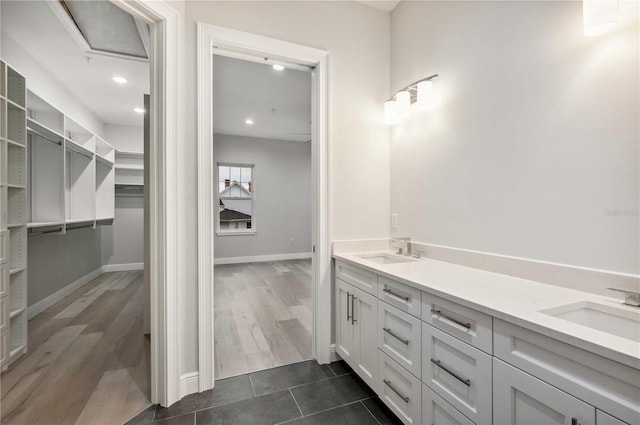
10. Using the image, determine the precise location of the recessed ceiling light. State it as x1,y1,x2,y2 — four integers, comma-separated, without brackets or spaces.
272,64,285,71
112,76,127,84
245,118,254,125
134,107,145,114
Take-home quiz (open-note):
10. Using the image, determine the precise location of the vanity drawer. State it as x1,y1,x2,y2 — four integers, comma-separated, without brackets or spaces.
597,410,629,425
422,384,475,425
0,296,8,332
335,260,377,295
494,319,640,425
378,350,422,425
0,263,7,298
378,300,421,378
378,276,421,318
422,292,492,354
422,323,492,425
0,230,8,265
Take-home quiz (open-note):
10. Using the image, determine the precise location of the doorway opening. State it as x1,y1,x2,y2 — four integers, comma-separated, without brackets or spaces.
212,53,313,378
2,1,172,420
197,24,331,389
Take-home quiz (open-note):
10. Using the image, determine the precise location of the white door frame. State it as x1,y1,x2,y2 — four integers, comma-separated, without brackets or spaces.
111,0,181,407
197,23,331,390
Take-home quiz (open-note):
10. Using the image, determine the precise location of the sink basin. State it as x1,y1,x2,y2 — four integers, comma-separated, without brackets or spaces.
540,301,640,343
356,253,416,264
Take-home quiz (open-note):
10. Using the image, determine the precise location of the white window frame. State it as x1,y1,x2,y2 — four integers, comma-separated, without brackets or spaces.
216,162,256,236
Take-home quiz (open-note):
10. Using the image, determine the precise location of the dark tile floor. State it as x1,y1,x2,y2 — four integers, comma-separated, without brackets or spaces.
126,360,403,425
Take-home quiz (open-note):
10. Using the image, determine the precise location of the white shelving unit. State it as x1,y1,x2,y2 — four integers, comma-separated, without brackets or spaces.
115,151,143,197
0,60,27,369
25,90,116,233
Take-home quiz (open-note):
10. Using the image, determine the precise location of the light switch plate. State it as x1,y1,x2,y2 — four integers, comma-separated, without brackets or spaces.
391,213,398,229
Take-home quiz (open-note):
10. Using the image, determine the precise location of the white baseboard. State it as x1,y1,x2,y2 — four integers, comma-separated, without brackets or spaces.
179,372,200,398
27,267,103,320
329,343,339,363
102,262,144,272
214,252,312,265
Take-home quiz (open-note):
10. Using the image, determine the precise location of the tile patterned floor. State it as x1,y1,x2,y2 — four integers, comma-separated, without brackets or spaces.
126,360,402,425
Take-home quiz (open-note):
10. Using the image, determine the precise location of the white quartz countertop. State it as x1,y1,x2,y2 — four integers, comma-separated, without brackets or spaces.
333,251,640,370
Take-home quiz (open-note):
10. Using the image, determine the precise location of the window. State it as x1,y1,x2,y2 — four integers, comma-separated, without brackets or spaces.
217,163,255,235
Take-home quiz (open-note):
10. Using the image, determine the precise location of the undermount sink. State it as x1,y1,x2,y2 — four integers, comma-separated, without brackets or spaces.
356,253,416,265
540,301,640,343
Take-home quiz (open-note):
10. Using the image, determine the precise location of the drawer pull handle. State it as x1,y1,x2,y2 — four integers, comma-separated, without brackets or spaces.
430,309,471,330
430,359,471,386
346,292,351,322
383,288,410,302
383,379,410,403
571,418,581,425
383,327,409,345
351,294,357,324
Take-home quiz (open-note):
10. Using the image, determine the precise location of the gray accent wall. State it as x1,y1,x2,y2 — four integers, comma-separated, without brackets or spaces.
214,134,311,259
28,228,102,306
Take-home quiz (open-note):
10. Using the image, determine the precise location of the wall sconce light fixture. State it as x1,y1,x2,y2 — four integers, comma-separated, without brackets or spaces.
385,74,438,125
583,0,618,37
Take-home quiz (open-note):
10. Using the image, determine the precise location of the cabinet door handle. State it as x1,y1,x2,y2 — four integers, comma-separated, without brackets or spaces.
430,309,471,330
383,379,410,403
430,359,471,386
351,294,357,324
383,288,410,302
346,292,351,322
571,418,581,425
383,327,409,345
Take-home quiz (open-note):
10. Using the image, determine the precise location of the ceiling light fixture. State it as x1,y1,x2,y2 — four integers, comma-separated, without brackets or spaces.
134,107,145,114
384,74,438,125
583,0,618,37
112,76,127,84
272,64,285,71
245,118,254,125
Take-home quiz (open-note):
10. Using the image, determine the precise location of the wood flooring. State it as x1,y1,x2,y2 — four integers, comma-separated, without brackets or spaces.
0,271,151,425
214,259,312,379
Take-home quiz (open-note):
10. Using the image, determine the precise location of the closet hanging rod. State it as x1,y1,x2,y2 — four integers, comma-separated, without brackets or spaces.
65,145,93,160
67,223,94,231
27,127,62,145
29,227,63,236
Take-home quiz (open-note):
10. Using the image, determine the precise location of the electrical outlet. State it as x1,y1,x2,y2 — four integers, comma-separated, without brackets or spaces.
391,213,398,229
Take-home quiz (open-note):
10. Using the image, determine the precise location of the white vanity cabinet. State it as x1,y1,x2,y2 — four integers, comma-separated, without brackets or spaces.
334,275,378,390
494,319,639,425
332,256,639,425
493,358,595,425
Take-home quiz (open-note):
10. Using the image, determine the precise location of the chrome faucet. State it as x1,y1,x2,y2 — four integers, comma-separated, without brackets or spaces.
391,237,411,256
607,288,640,307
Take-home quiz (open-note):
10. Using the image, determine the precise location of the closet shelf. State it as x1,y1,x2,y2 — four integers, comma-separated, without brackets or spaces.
6,184,26,189
27,221,64,229
65,138,94,159
7,223,26,228
9,307,25,319
5,98,25,111
3,139,25,148
27,117,65,140
115,164,143,171
66,218,94,225
9,267,25,276
9,345,26,360
96,154,114,167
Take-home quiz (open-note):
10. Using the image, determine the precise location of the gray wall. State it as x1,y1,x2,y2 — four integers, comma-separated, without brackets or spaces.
390,0,639,274
102,124,144,266
28,228,102,306
214,134,311,259
101,196,144,266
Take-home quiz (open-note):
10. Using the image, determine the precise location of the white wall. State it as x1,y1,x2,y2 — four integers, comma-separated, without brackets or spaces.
105,123,144,153
390,1,639,275
182,1,391,374
213,134,311,260
1,34,105,137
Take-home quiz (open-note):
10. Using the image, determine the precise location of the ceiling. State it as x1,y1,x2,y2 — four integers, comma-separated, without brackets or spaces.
213,55,312,143
1,0,149,127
